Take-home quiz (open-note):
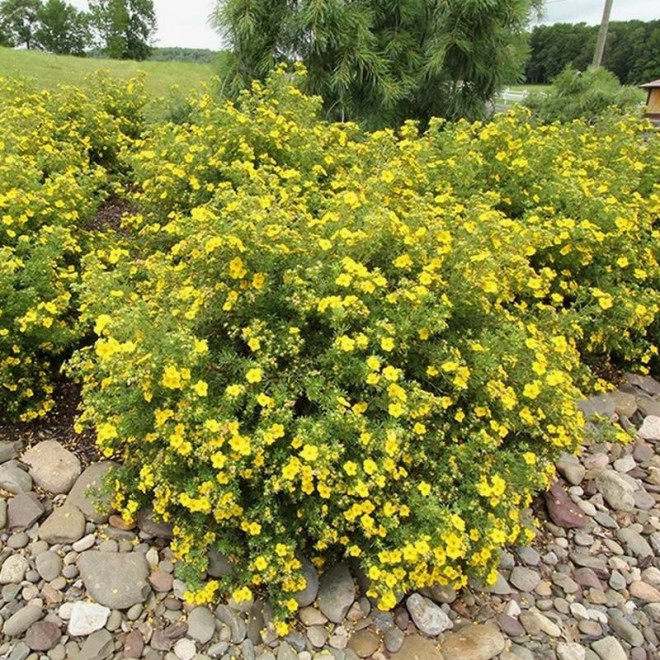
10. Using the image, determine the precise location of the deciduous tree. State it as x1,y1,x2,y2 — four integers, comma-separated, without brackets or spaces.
89,0,155,60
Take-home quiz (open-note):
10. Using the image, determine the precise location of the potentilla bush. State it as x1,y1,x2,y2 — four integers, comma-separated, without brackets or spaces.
71,68,658,623
0,76,147,421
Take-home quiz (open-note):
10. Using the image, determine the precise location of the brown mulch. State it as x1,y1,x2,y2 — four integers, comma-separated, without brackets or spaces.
0,379,98,468
85,196,137,235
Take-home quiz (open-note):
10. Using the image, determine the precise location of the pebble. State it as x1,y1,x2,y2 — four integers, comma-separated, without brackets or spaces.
35,551,62,582
509,566,540,592
0,554,29,584
38,505,86,544
317,563,356,623
24,621,61,651
440,623,506,660
3,605,44,636
187,606,216,644
0,462,33,494
68,601,111,636
7,492,44,529
591,636,627,660
406,593,453,635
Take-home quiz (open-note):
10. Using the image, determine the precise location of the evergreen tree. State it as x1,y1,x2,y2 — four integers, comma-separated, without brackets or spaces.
89,0,155,60
35,0,90,55
213,0,542,126
0,0,42,49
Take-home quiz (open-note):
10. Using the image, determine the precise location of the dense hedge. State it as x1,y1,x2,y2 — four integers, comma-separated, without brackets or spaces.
0,74,146,420
64,69,660,623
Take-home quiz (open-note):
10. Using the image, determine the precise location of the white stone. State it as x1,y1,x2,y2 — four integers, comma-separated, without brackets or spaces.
0,554,29,584
639,416,660,441
174,638,197,660
557,643,586,660
68,601,111,636
406,593,453,636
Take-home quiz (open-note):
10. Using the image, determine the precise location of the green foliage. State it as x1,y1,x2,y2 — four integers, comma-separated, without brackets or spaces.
148,47,220,64
67,69,659,621
35,0,90,56
526,20,660,85
524,66,640,124
0,0,42,49
0,73,147,420
213,0,542,127
89,0,156,61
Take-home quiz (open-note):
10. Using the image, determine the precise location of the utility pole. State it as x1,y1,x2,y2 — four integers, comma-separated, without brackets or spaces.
592,0,614,68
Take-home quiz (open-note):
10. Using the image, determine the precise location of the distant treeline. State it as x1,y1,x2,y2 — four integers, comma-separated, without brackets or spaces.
526,20,660,85
148,47,218,64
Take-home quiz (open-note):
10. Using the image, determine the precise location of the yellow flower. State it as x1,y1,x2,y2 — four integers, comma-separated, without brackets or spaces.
418,482,431,496
300,444,319,462
363,459,378,475
192,380,208,397
381,337,395,352
162,365,183,389
228,257,247,279
94,314,112,335
344,461,358,476
523,381,542,400
388,402,405,418
246,367,262,383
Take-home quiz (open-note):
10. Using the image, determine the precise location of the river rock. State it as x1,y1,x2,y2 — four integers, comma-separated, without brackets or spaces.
78,550,150,609
67,462,116,523
639,415,660,441
557,643,586,660
25,621,61,651
347,629,381,658
187,606,216,644
317,563,356,623
545,481,586,528
391,635,444,660
616,527,653,558
556,454,586,485
3,604,44,636
440,623,505,660
594,469,636,512
406,593,453,636
591,636,627,660
21,440,81,494
136,508,174,538
36,550,63,582
629,580,660,602
0,461,33,494
579,395,615,420
68,601,111,636
124,629,145,658
294,556,319,607
77,629,113,660
0,553,29,584
38,504,86,543
8,492,44,529
509,566,540,592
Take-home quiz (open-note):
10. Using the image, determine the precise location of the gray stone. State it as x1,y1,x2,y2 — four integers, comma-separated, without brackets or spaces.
509,566,540,592
613,454,635,473
637,396,660,417
187,607,215,644
440,624,505,660
591,636,627,660
21,441,81,494
38,504,86,544
76,629,113,660
557,643,587,660
293,556,319,607
639,415,660,441
0,461,32,493
136,508,174,538
630,580,660,602
78,550,150,609
384,627,404,653
519,609,561,637
610,391,637,417
616,527,653,558
68,601,111,636
579,396,615,420
486,571,512,595
66,462,116,523
497,614,524,637
594,469,636,512
7,492,44,530
3,605,44,636
215,604,246,644
516,546,540,566
406,593,453,636
570,553,608,578
557,454,586,485
609,614,644,646
206,546,233,578
36,551,62,582
25,621,61,651
0,497,6,529
317,563,356,624
0,554,29,584
0,440,21,463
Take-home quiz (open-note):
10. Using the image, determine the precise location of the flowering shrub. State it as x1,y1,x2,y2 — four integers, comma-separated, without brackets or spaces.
71,69,659,621
0,75,147,420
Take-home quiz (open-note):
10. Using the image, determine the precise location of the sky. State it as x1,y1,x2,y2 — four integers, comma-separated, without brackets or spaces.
69,1,660,51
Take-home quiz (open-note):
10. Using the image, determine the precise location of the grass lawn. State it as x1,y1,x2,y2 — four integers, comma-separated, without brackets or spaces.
0,47,228,119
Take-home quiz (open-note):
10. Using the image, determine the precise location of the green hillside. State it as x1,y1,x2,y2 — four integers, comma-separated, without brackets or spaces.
0,47,220,117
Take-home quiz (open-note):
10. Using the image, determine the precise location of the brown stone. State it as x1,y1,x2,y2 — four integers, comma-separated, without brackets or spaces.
390,635,444,660
347,629,381,658
544,481,585,529
25,621,61,651
124,630,145,658
109,514,136,530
